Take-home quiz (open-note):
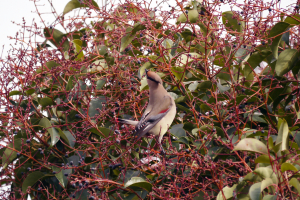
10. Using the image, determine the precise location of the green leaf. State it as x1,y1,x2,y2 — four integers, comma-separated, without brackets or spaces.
22,172,48,193
188,10,199,23
172,137,189,146
284,14,300,26
97,45,108,55
124,177,152,192
275,119,289,151
216,184,237,200
254,167,278,184
9,91,22,96
263,195,277,200
255,155,271,164
63,0,99,15
233,138,268,154
120,31,136,52
245,49,272,75
88,96,106,117
281,163,298,172
138,62,153,79
275,49,299,76
289,178,300,194
217,82,230,93
197,81,212,91
171,66,185,81
44,28,69,51
249,182,261,200
261,177,275,192
140,76,149,91
72,40,84,61
45,61,60,69
268,22,290,59
39,97,54,107
66,75,75,91
88,127,112,138
169,124,186,138
57,129,76,148
222,11,244,33
2,138,22,169
52,166,71,188
96,78,106,90
39,118,60,146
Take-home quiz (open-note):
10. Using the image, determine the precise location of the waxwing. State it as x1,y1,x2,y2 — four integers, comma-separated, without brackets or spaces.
118,69,176,154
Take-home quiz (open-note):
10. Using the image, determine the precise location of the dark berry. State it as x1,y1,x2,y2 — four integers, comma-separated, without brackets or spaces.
114,130,120,134
268,8,272,12
17,153,20,157
14,131,18,135
26,139,30,144
64,173,68,176
27,167,31,171
52,171,56,174
37,187,41,191
83,35,87,38
70,161,73,166
65,154,69,158
185,10,188,14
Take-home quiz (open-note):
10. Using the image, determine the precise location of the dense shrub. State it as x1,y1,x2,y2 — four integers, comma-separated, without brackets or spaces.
1,0,300,199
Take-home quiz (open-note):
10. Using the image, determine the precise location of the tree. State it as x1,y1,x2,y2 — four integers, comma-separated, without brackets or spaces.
1,0,300,199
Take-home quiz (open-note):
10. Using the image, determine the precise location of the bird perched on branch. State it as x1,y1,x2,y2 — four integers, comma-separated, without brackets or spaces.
117,69,176,154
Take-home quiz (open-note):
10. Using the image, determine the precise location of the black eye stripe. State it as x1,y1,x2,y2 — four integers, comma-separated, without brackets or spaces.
147,76,160,84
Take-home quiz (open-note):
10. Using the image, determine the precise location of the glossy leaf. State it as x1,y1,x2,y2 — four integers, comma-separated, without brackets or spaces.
233,138,268,154
281,163,298,172
268,22,290,59
188,10,199,23
39,118,60,146
169,124,186,138
198,81,212,90
66,75,75,91
254,167,278,184
120,31,136,52
44,28,69,51
275,49,299,76
9,91,22,96
22,172,48,193
255,155,271,164
63,0,99,15
88,96,106,117
2,138,22,169
222,11,244,33
289,178,300,194
275,119,289,151
249,182,261,200
284,14,300,26
216,184,237,200
124,177,152,192
39,97,53,107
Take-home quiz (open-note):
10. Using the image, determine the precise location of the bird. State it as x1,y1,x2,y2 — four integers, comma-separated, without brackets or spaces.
117,69,176,154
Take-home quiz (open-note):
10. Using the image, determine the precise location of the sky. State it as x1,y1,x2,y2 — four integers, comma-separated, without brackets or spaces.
0,0,295,59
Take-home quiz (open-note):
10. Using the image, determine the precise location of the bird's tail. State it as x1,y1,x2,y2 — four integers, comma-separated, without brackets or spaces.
117,118,139,126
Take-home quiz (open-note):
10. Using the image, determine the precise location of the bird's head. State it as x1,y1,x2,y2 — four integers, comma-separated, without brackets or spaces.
145,69,163,87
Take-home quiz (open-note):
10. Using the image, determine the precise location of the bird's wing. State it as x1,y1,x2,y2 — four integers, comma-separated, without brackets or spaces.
134,95,173,141
117,118,139,126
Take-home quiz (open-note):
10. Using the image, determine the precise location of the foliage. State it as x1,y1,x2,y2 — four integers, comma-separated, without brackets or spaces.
1,0,300,199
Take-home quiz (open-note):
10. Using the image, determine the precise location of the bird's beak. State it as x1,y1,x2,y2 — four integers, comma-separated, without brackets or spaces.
145,69,149,77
